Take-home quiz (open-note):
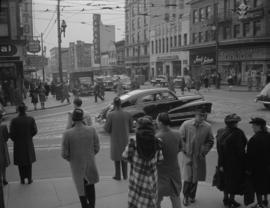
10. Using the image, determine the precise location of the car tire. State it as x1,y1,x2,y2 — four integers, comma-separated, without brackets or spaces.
264,104,270,109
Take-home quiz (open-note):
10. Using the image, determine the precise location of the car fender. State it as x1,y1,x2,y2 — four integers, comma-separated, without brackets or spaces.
168,100,212,114
127,109,145,120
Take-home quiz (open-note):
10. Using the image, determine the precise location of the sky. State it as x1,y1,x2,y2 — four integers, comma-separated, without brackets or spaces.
32,0,125,55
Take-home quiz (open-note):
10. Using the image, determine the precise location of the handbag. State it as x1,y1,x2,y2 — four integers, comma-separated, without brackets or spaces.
243,174,255,206
212,166,225,191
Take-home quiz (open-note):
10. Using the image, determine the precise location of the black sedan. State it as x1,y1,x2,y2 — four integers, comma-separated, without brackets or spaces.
255,83,270,109
96,88,212,124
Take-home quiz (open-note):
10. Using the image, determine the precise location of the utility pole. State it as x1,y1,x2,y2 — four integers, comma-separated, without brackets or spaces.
57,0,63,83
41,33,45,82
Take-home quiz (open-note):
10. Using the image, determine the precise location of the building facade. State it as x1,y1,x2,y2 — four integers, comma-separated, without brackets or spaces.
125,0,150,80
187,0,270,84
69,41,92,72
49,47,70,81
150,0,190,79
0,0,33,97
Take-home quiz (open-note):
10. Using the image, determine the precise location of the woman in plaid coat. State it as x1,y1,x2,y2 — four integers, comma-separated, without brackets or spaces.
122,117,164,208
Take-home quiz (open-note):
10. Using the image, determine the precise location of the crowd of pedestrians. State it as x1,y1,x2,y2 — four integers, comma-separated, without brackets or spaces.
0,94,270,208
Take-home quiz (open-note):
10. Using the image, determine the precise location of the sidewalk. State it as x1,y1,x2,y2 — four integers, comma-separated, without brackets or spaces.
3,176,246,208
4,95,70,115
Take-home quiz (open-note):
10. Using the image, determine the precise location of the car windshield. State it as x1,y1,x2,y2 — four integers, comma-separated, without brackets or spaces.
260,83,270,97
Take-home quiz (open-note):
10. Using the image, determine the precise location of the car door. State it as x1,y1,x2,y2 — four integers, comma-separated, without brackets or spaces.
155,91,179,114
136,93,157,118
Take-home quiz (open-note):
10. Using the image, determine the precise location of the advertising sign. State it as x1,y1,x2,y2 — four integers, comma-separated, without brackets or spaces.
26,55,48,68
93,14,101,64
27,40,41,53
0,44,17,56
191,53,216,65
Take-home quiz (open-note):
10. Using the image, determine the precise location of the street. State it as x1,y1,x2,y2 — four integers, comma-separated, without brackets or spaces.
4,85,268,184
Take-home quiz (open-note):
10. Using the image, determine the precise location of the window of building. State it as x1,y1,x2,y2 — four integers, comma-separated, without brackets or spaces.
144,29,147,40
162,38,165,53
254,20,262,36
243,22,250,37
151,41,154,54
178,34,182,46
193,10,199,23
126,48,129,57
144,45,148,55
166,37,169,52
137,17,140,28
170,36,173,48
0,5,9,37
155,40,158,54
144,16,147,25
233,24,240,38
199,8,205,22
205,6,211,19
223,25,231,39
132,19,135,30
205,31,209,42
126,35,129,44
174,35,177,47
254,0,263,7
137,32,140,42
133,47,136,56
234,0,241,10
192,33,196,44
159,39,161,53
198,32,202,43
184,33,187,45
132,34,135,43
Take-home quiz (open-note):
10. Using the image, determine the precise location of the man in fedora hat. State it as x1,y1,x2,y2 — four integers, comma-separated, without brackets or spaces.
247,117,270,208
62,108,100,208
9,103,38,184
179,108,214,206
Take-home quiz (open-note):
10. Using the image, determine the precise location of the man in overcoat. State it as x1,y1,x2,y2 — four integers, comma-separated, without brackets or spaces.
179,108,214,206
104,97,133,180
10,103,38,184
62,109,100,208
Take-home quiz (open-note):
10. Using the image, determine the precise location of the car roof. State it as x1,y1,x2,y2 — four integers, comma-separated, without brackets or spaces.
120,88,170,100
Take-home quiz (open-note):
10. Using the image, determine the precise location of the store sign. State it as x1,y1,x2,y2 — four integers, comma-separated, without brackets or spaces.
157,55,179,62
26,55,48,68
93,14,101,64
0,44,17,56
27,40,41,53
191,55,215,65
219,47,267,61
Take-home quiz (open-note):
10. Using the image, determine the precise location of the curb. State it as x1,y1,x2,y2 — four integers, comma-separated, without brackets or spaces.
5,103,71,116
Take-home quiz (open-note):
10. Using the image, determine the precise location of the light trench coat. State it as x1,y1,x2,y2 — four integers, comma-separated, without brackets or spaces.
62,124,100,196
179,119,214,183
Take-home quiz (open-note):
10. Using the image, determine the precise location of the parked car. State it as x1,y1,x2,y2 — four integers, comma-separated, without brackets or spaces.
96,88,212,124
151,75,168,87
79,83,94,96
173,76,185,88
255,83,270,109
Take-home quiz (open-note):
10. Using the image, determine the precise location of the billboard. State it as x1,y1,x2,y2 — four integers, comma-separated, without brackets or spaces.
93,14,101,64
26,55,48,68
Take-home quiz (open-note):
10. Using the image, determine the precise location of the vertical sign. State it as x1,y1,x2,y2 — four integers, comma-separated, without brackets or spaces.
93,14,101,64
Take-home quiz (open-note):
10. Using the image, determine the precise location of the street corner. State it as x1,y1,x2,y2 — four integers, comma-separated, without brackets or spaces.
5,180,61,208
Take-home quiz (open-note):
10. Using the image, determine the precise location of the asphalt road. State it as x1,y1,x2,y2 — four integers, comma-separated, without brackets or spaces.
5,85,269,184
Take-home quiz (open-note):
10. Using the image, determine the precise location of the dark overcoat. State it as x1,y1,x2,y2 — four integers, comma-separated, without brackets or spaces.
104,109,132,161
156,129,182,196
10,115,38,165
246,131,270,194
0,124,10,168
216,127,247,194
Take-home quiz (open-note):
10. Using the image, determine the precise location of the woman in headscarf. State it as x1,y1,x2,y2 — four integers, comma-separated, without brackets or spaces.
156,112,182,208
216,114,247,208
122,116,164,208
247,117,270,208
